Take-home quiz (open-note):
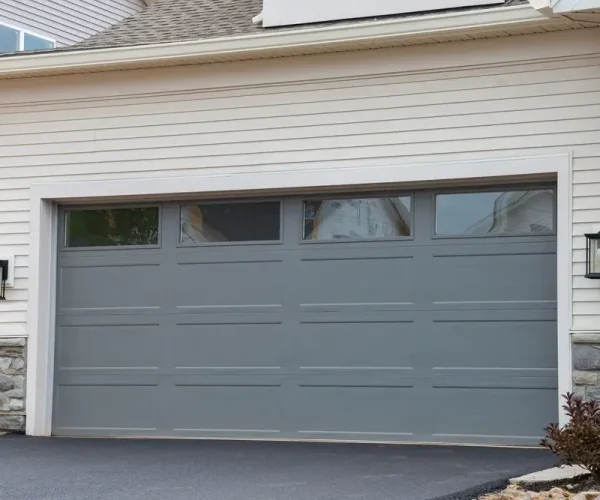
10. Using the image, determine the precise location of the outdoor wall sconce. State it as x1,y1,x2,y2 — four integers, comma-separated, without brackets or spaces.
0,259,8,300
585,232,600,279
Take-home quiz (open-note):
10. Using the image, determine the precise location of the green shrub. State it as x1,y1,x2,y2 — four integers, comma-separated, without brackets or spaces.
541,393,600,482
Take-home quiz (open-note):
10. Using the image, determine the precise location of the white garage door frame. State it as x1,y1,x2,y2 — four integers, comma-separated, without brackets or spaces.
26,153,573,438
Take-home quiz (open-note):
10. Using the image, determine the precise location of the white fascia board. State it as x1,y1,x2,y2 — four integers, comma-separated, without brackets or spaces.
260,0,504,28
0,5,544,79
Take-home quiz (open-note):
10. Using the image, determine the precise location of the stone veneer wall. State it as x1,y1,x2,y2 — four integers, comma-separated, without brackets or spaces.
0,338,26,432
572,334,600,401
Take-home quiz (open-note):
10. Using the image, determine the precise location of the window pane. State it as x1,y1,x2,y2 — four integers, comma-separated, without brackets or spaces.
0,25,19,53
435,189,554,236
180,202,281,243
23,33,54,51
65,207,159,247
303,196,412,241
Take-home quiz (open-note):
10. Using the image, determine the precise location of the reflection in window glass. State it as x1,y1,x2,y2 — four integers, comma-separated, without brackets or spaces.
65,207,159,247
435,189,554,236
303,196,412,241
180,202,281,243
23,33,54,51
0,25,19,53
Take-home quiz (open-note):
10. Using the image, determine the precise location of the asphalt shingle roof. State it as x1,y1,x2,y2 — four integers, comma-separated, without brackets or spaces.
76,0,530,50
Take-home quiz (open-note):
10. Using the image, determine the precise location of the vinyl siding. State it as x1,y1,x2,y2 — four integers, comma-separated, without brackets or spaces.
0,28,599,336
0,0,144,46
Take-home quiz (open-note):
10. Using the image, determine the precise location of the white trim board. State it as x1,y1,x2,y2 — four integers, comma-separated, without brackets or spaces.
26,153,573,436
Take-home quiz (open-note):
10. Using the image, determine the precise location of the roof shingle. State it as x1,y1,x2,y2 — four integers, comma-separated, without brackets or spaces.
76,0,530,50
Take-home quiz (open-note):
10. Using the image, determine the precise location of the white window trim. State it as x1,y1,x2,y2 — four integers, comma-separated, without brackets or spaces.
0,19,55,51
26,153,573,437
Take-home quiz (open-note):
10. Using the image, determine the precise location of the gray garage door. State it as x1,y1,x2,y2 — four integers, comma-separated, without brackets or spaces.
53,186,558,445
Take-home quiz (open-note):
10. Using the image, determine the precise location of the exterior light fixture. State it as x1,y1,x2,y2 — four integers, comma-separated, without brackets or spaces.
0,260,8,300
585,232,600,279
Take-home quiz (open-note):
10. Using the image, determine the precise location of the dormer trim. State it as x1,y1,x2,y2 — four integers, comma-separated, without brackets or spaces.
258,0,505,27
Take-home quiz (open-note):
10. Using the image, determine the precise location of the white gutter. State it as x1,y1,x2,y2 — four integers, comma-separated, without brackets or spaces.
0,5,547,79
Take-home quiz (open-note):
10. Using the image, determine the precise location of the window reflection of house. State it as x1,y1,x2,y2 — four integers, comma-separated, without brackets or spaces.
180,202,281,243
181,205,228,243
306,197,411,240
467,190,553,235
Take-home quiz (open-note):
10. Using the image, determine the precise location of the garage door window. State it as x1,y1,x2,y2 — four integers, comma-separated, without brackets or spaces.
65,207,160,248
303,196,412,241
435,189,554,236
180,201,281,244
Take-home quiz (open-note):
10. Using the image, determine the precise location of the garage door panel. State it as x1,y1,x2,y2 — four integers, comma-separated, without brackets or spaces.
431,309,557,321
429,320,558,369
56,324,161,369
431,252,557,303
430,241,556,254
431,387,558,445
53,385,159,434
54,189,558,444
173,323,284,369
294,368,415,385
170,385,283,433
174,311,283,323
297,311,418,325
293,386,416,439
58,314,162,326
292,321,416,369
57,252,162,266
56,372,162,385
296,255,416,305
173,259,285,307
432,368,558,389
59,263,162,311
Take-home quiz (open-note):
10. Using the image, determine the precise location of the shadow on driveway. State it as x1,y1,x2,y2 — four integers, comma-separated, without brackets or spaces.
0,435,554,500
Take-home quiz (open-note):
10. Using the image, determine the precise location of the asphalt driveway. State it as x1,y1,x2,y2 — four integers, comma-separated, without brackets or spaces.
0,436,555,500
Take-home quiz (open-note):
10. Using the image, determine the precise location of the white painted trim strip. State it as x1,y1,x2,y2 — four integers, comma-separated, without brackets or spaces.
0,5,545,79
26,153,572,436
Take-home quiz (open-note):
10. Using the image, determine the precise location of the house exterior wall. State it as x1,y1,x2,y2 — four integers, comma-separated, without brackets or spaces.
0,0,144,46
0,27,599,432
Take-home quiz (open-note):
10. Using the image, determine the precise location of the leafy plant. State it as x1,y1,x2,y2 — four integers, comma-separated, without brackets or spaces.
541,393,600,482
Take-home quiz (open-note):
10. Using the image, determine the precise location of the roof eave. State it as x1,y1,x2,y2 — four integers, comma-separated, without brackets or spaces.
0,4,552,80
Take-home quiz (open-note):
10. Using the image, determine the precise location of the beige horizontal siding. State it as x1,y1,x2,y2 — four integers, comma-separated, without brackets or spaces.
0,30,599,336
